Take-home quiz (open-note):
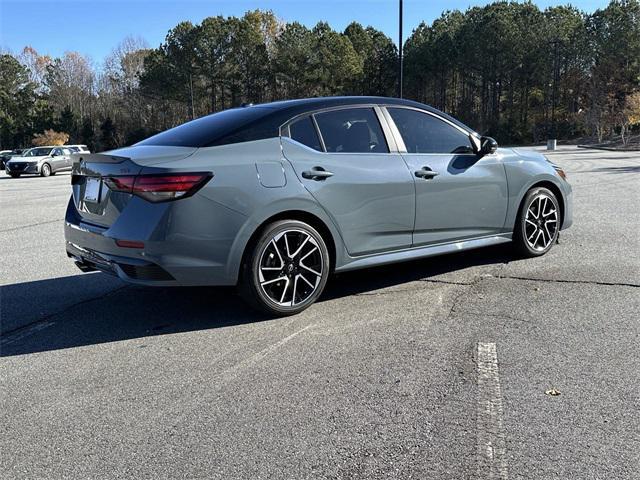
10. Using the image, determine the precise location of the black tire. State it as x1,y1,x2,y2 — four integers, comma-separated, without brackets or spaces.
40,163,51,177
9,173,20,178
238,220,330,316
513,187,560,257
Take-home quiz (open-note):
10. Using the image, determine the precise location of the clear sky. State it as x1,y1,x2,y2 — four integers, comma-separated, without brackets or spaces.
1,0,609,65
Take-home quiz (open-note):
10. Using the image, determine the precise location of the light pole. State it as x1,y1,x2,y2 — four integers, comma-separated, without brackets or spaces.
397,0,403,98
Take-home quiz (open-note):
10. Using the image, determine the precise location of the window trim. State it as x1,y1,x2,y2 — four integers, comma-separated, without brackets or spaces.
281,104,398,155
287,115,324,152
381,106,480,156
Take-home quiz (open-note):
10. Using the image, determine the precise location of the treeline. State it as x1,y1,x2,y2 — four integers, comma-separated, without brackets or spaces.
1,1,639,151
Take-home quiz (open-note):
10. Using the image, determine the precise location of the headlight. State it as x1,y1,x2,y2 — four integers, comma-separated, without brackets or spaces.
544,156,567,180
554,166,567,180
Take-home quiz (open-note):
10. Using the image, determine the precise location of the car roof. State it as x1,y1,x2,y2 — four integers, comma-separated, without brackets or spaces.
138,96,476,149
250,96,471,131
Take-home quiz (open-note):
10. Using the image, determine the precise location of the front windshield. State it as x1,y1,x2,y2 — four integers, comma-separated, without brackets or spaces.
25,147,53,157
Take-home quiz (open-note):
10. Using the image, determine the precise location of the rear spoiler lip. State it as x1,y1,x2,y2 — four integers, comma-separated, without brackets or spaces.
71,152,131,164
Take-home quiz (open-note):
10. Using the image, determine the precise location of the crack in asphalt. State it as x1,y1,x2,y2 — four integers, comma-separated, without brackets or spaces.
0,284,129,341
354,278,475,297
491,274,639,288
0,218,63,233
454,309,531,324
421,278,475,286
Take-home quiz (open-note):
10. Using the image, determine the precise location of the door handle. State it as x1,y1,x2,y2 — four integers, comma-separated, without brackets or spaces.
302,167,334,181
415,167,439,179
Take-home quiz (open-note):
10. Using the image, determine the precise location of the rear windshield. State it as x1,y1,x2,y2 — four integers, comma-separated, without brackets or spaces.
136,107,276,148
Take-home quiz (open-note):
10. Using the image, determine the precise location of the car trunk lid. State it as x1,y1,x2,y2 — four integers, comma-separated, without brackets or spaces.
71,146,197,228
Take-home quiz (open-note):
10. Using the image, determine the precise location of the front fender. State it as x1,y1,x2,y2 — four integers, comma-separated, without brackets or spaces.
502,149,571,230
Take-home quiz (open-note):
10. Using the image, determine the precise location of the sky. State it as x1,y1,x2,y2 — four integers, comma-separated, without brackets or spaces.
1,0,609,66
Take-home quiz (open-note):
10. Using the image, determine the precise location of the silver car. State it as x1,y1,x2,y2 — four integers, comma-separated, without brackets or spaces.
65,97,572,315
6,146,73,177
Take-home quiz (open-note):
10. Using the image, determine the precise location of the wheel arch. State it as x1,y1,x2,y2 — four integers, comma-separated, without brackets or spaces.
241,210,337,272
519,180,565,227
227,204,343,286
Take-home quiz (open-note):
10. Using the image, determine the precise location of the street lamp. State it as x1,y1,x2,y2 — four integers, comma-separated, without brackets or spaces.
398,0,403,99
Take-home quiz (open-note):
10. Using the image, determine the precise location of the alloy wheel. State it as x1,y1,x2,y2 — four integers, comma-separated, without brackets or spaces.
524,193,558,251
258,229,324,307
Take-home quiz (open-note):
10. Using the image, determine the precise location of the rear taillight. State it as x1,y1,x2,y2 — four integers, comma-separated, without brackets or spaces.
104,173,211,202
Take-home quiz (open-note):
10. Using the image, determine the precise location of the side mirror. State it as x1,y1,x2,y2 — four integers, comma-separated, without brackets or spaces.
51,152,57,157
480,136,498,156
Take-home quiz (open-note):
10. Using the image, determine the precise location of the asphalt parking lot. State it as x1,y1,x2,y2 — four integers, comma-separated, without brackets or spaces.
1,146,639,479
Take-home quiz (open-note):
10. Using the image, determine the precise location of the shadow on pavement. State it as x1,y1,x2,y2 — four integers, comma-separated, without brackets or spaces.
1,245,515,357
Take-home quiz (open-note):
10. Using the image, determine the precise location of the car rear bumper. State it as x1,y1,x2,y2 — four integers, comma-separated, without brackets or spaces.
64,195,246,287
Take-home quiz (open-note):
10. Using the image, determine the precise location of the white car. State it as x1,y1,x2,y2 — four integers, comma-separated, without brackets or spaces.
65,144,91,154
5,146,73,177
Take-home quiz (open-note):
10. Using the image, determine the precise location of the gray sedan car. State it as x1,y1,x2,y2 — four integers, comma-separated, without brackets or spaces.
6,146,73,177
65,96,572,315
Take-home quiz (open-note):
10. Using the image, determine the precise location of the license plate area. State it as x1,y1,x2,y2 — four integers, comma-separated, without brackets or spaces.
84,177,101,203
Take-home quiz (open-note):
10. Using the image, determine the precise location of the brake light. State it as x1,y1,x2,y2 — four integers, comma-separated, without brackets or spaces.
104,173,211,202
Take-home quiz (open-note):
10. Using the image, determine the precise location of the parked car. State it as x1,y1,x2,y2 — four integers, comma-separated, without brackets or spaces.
65,96,572,315
0,150,11,170
5,146,73,177
0,149,24,170
65,144,91,154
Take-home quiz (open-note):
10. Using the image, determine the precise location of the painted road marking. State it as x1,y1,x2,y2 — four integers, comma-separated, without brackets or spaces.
477,342,509,479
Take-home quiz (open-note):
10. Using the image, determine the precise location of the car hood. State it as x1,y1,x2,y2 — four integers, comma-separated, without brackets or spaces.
510,148,548,163
8,155,48,163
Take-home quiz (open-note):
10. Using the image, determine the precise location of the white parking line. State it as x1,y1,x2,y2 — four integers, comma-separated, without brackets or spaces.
477,342,509,479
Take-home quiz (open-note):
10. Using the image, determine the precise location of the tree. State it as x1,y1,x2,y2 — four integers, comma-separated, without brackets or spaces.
100,117,118,150
0,54,37,148
17,46,52,93
621,91,640,144
307,22,362,96
273,22,315,98
3,3,640,148
32,129,68,146
80,118,96,150
57,106,78,141
344,23,397,96
45,51,95,121
587,0,640,139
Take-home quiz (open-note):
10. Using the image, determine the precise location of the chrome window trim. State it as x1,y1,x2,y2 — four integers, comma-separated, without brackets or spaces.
280,104,397,155
310,114,327,152
285,115,325,152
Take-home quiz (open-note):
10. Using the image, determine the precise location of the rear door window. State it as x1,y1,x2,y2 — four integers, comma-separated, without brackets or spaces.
289,116,322,151
314,108,389,154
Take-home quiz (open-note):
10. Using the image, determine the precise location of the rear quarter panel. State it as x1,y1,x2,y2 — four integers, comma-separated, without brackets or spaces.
148,138,346,283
